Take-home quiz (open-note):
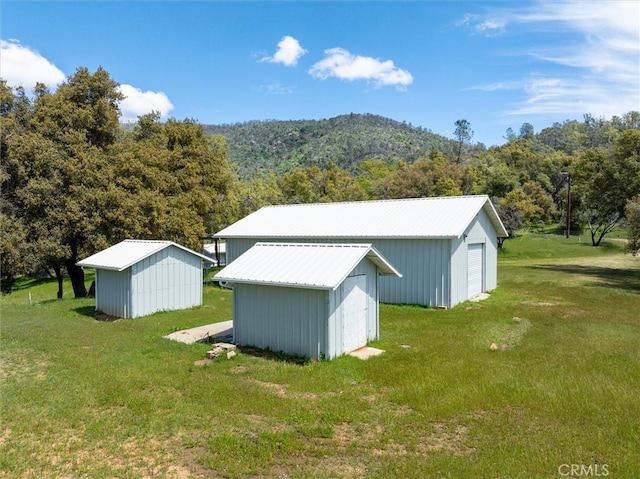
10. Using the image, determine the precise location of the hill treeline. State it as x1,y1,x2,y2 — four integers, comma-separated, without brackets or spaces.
2,67,640,297
205,114,460,178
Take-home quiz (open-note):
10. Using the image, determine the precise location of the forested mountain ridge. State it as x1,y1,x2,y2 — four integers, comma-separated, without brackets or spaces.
204,113,459,178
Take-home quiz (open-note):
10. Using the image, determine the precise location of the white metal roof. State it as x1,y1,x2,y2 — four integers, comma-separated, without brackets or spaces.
213,242,401,290
214,195,508,239
77,239,211,271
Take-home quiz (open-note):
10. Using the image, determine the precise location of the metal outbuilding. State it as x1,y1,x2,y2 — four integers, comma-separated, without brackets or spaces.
214,195,508,308
214,243,401,360
77,240,211,319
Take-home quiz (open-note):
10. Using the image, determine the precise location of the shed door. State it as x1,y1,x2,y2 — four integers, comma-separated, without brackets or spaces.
342,275,367,353
467,243,484,299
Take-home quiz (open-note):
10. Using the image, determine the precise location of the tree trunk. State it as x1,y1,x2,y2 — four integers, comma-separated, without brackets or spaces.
53,264,64,299
65,259,87,298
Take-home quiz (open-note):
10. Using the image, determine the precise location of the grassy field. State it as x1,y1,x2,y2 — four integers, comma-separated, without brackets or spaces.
1,233,639,478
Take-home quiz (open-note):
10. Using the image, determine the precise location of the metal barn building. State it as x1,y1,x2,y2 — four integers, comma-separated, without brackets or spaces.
77,240,211,319
214,195,508,309
214,243,401,360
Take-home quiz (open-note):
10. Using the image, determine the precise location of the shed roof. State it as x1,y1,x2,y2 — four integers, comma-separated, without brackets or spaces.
214,195,508,239
77,239,211,272
213,242,401,290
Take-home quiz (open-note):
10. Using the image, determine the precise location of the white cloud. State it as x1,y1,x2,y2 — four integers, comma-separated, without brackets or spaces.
461,0,640,118
261,36,307,66
456,13,506,36
309,47,413,89
0,39,66,90
260,81,296,95
118,84,174,123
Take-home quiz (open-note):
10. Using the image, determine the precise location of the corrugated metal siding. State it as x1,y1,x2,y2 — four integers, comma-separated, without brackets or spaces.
233,284,328,359
95,269,131,318
232,257,381,360
227,239,257,264
130,245,203,318
326,260,380,359
466,209,499,293
374,239,450,307
449,210,500,307
226,237,451,307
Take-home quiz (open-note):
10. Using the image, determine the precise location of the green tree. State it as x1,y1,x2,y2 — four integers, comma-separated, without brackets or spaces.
2,71,234,297
212,172,282,232
4,67,124,297
519,122,535,140
573,131,640,245
355,159,397,198
0,212,30,292
483,162,519,198
454,119,473,163
625,196,640,256
115,114,235,247
278,162,366,204
493,200,523,247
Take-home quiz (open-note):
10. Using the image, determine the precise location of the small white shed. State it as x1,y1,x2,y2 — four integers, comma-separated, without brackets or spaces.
214,243,401,360
77,240,211,319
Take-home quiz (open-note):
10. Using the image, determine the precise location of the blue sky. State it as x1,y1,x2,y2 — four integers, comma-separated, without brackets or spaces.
2,1,638,146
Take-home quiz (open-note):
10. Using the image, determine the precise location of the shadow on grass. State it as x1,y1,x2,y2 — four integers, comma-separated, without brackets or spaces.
237,345,312,365
73,305,98,318
531,264,640,293
6,276,56,293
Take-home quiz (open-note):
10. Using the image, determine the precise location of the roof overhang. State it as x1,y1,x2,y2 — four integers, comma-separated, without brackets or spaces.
214,242,401,291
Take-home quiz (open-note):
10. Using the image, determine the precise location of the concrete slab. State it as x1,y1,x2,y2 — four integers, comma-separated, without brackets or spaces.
349,346,385,360
164,320,233,345
469,293,490,302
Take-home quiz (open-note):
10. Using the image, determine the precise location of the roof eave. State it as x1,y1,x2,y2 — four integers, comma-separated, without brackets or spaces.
76,262,127,272
214,234,458,240
214,277,334,291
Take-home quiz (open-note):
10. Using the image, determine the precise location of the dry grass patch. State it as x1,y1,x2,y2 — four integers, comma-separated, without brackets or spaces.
0,348,51,380
6,429,199,479
417,422,475,456
483,316,532,351
248,378,318,400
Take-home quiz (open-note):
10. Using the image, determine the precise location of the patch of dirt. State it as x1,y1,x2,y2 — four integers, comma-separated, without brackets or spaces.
243,414,295,435
305,458,367,479
362,393,381,403
327,419,474,460
8,428,214,479
193,359,214,367
417,422,476,456
95,312,120,322
0,428,11,447
248,379,317,400
373,442,407,456
229,365,249,374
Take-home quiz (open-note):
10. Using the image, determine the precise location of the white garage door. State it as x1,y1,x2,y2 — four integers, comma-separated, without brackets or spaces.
467,243,484,299
342,275,367,353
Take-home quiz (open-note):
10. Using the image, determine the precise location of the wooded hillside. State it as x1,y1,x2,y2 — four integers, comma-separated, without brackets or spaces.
205,114,461,178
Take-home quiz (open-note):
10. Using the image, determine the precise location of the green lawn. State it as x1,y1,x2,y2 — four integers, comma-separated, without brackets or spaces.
1,233,639,478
